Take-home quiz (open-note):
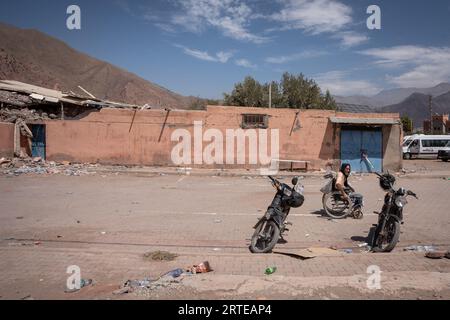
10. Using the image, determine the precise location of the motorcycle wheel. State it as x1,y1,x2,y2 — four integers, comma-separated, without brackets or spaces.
250,220,280,253
322,192,350,219
372,217,400,252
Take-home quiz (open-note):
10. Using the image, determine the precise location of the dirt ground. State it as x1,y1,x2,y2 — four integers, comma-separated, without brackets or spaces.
0,160,449,300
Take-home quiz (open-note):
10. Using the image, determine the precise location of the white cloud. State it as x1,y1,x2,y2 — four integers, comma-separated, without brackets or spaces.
172,0,269,43
217,51,234,63
271,0,353,34
334,31,369,48
360,46,450,87
174,44,234,63
153,23,176,33
265,50,328,64
315,71,381,96
235,58,257,69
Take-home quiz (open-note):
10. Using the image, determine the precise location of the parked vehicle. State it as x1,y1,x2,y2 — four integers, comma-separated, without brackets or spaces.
249,176,304,253
437,141,450,162
403,135,450,159
402,135,413,144
320,172,364,219
371,172,418,252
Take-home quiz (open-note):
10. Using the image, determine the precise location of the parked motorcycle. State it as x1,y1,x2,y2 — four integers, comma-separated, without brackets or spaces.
371,172,418,252
249,176,304,253
320,172,364,219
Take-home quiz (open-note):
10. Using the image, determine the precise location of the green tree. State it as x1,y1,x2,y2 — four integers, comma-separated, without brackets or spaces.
262,81,283,108
223,76,264,107
223,73,336,110
189,98,221,110
322,90,337,110
401,116,413,134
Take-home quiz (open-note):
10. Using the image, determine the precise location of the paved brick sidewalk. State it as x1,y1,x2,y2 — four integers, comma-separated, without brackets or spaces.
0,241,449,299
1,173,449,299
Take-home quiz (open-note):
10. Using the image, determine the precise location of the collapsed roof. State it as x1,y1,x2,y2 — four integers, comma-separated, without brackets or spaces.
0,80,142,109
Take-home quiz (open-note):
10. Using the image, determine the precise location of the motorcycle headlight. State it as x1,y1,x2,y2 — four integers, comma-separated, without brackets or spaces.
395,196,408,208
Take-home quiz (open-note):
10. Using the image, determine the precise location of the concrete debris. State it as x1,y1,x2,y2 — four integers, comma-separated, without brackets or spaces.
0,156,98,176
425,251,448,259
404,245,436,252
0,106,53,123
118,270,194,295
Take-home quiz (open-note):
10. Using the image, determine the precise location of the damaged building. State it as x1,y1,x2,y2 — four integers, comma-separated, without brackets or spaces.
0,80,139,159
0,80,403,172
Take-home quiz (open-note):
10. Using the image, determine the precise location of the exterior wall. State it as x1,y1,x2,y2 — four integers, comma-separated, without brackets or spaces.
0,122,14,157
382,124,403,171
42,106,401,171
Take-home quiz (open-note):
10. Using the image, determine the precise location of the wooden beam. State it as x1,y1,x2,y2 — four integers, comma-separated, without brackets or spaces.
129,109,138,133
158,109,171,142
78,86,97,99
289,111,300,136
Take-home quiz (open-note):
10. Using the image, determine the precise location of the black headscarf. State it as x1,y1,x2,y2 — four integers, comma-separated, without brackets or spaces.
340,163,351,177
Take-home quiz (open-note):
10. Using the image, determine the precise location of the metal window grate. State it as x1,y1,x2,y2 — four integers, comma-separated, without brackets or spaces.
241,114,268,129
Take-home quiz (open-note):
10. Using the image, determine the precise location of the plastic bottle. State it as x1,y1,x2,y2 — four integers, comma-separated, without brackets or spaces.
265,267,277,275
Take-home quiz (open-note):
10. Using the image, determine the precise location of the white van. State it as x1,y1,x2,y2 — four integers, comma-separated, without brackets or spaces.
402,134,423,154
403,135,450,159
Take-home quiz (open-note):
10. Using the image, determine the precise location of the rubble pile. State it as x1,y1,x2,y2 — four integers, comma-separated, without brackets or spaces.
0,156,98,176
0,106,58,123
0,90,32,107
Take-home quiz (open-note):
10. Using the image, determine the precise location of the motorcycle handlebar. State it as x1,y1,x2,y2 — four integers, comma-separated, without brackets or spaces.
407,190,419,199
267,176,280,189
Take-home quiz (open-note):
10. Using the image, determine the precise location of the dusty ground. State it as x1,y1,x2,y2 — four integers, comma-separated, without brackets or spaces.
0,159,449,300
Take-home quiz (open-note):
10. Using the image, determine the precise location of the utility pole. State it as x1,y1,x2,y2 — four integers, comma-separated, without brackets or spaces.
269,82,272,108
429,95,433,134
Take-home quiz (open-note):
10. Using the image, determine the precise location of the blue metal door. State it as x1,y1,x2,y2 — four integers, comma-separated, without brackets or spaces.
341,128,382,173
31,125,46,159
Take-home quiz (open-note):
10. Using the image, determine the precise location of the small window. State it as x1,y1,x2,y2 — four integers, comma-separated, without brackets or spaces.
422,140,430,147
241,114,268,129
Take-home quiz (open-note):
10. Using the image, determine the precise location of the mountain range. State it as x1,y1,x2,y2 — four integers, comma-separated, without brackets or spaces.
381,91,450,129
0,22,194,109
1,22,449,126
335,83,450,107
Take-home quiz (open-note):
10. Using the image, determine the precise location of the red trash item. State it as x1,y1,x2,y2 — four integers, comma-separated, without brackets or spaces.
190,261,212,274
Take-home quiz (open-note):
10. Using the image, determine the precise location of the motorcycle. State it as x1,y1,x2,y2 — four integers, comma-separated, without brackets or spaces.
371,172,418,252
320,172,364,219
249,176,304,253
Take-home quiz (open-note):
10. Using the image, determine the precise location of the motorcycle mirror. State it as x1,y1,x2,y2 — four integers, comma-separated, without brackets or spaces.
292,177,298,186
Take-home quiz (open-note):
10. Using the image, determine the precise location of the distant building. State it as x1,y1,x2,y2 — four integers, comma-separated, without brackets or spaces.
423,114,450,134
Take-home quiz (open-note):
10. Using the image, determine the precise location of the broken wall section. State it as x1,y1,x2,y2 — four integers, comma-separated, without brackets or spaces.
0,122,14,157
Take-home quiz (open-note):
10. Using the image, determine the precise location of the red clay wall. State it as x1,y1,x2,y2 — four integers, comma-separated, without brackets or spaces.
44,106,401,170
0,122,14,157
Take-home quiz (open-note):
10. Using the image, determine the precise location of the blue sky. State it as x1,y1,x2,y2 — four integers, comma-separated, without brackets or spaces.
1,0,450,99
